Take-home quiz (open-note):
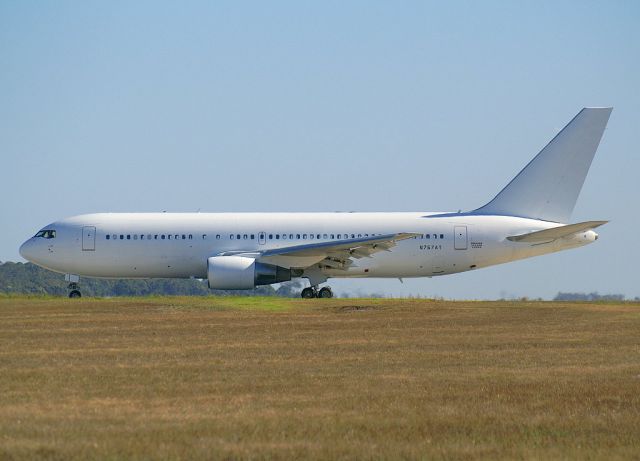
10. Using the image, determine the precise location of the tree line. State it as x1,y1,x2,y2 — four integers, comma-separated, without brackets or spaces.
2,261,636,300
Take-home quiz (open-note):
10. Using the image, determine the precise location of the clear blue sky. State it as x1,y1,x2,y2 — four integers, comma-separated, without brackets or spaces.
1,1,638,299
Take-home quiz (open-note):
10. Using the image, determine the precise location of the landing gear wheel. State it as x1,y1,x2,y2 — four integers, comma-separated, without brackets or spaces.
318,287,333,299
69,290,82,299
301,287,316,299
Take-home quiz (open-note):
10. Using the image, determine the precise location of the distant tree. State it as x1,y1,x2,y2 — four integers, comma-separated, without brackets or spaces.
553,292,626,301
275,280,304,298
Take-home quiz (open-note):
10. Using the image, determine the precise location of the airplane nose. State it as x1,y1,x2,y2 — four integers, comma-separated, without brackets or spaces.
19,239,35,262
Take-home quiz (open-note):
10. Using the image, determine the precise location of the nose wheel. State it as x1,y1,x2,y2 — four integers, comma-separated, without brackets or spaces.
301,286,333,299
68,282,82,299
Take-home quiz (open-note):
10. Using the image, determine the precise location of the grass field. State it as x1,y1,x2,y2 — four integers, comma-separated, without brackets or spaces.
1,296,639,460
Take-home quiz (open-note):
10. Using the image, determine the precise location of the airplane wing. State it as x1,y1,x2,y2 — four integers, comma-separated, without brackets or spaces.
218,233,421,270
506,220,608,243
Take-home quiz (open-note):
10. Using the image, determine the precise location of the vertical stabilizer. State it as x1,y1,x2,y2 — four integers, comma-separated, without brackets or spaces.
473,107,612,223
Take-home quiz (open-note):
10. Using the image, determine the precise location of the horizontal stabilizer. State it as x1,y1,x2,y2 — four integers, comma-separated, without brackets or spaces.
507,221,608,243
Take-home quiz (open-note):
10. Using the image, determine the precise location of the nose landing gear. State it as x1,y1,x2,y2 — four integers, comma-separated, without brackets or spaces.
67,282,81,298
301,286,334,299
65,274,82,298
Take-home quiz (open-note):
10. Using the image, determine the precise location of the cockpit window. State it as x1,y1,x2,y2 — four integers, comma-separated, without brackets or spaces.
34,229,56,239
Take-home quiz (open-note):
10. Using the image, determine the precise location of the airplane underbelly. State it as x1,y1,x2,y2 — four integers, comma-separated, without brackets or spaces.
69,250,206,278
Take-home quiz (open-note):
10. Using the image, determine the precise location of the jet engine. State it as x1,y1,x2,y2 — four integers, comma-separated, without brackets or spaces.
207,256,292,289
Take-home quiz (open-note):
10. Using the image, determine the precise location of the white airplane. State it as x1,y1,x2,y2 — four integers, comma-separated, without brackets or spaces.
20,108,612,299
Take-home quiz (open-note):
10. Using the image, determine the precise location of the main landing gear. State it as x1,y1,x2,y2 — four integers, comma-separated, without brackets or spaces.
301,286,333,299
68,282,82,298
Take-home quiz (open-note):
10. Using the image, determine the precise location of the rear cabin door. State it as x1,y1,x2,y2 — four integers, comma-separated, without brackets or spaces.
82,226,96,251
454,225,468,250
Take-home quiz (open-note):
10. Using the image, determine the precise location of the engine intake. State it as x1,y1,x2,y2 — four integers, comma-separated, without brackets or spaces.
207,256,291,290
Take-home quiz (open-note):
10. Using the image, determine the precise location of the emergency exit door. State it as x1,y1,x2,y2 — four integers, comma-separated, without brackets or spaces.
82,226,96,251
454,225,468,250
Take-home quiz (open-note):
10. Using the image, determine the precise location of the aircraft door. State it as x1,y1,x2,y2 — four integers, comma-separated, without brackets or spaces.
258,232,266,245
454,226,468,250
82,226,96,251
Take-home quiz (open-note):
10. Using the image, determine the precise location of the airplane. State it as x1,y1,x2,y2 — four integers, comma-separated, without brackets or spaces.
20,107,612,299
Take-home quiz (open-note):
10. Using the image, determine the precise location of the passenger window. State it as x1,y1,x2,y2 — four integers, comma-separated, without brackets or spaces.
440,234,444,239
154,235,158,240
337,234,341,239
215,235,220,239
202,234,207,239
323,234,328,239
140,235,144,240
188,235,192,239
296,234,301,239
127,235,131,240
303,234,307,239
133,235,138,240
358,234,362,238
310,234,314,240
168,235,172,240
230,234,235,240
351,234,355,239
182,235,186,240
120,235,124,240
275,235,279,240
243,234,248,240
269,234,273,239
147,234,152,240
251,234,255,240
237,234,241,240
289,234,293,239
106,235,110,240
161,235,165,240
112,234,117,240
282,234,287,240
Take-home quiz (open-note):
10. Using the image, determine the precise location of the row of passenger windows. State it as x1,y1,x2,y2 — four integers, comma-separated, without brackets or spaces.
105,232,446,241
106,234,193,240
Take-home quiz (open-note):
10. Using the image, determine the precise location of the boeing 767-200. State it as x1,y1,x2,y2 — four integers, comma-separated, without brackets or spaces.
20,108,612,298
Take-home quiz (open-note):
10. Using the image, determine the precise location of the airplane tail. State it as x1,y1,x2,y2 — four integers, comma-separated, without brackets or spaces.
473,107,612,223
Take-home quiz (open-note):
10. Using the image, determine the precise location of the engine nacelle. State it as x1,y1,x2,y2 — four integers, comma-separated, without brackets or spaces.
207,256,292,290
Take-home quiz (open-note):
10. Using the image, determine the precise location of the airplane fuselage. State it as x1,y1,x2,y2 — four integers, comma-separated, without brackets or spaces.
19,212,596,280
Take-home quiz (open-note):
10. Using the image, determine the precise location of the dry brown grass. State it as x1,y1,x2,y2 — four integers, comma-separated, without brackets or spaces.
0,296,639,460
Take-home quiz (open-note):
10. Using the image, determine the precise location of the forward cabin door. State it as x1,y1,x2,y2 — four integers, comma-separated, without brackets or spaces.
82,226,96,251
454,226,468,250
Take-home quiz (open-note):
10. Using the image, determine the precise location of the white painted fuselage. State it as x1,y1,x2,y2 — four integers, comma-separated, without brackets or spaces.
19,212,597,280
